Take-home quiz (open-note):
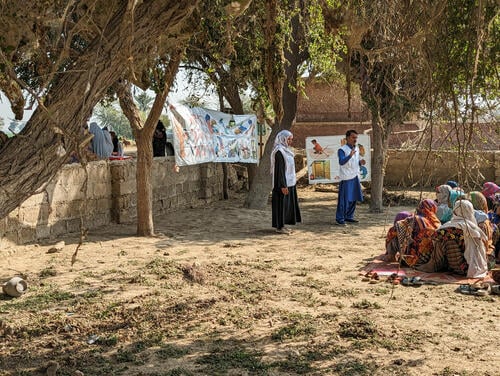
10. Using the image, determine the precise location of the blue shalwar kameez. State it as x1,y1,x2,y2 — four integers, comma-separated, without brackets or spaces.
335,146,363,223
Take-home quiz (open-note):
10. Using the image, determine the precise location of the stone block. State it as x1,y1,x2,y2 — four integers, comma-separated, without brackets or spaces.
118,180,137,196
92,213,110,227
21,192,48,207
51,181,85,203
91,182,112,198
117,209,135,224
96,198,112,213
164,185,176,198
86,160,111,181
55,201,82,220
36,204,51,225
19,227,37,244
200,189,212,199
36,225,51,240
66,218,82,234
50,221,68,237
20,208,42,226
3,231,19,244
177,195,188,207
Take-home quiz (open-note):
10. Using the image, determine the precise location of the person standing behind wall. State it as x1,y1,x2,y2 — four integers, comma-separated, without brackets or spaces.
89,122,112,159
153,120,167,157
335,129,364,226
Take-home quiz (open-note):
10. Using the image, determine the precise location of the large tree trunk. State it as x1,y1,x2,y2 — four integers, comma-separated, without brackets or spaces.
244,7,304,209
244,120,279,209
117,83,156,236
135,132,155,235
0,1,197,220
369,116,392,212
118,50,183,236
244,55,299,210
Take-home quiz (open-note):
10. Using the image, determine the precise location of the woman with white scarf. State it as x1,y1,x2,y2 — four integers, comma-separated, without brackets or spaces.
417,199,488,278
270,130,301,234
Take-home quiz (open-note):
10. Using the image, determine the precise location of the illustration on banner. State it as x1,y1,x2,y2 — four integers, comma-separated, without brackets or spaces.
306,135,371,184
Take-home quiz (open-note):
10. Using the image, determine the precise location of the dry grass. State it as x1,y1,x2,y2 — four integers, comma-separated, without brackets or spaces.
0,187,497,375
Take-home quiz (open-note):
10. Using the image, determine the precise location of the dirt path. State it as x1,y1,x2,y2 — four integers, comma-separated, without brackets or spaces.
0,186,498,376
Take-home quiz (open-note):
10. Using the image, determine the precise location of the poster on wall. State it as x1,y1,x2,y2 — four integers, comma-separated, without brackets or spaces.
167,103,258,166
305,135,371,184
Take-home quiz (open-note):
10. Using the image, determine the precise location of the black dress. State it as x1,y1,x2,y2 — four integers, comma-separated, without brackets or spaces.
272,151,302,229
152,129,167,157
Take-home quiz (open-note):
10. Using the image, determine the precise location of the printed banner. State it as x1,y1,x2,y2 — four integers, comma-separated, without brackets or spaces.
305,135,371,184
167,103,258,166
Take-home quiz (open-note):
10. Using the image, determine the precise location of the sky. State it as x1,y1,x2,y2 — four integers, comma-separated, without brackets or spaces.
0,68,220,135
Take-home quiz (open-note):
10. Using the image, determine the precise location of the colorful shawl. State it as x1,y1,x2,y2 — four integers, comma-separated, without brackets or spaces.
439,200,488,278
385,211,412,246
482,182,500,201
396,199,441,267
470,191,488,213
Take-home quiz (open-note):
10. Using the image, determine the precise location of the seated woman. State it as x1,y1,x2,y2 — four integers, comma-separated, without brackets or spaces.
487,194,500,263
394,199,441,267
482,182,500,210
436,184,452,223
470,191,496,267
385,211,412,262
417,200,489,278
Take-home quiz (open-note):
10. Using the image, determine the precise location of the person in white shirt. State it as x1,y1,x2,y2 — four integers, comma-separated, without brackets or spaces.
335,129,364,225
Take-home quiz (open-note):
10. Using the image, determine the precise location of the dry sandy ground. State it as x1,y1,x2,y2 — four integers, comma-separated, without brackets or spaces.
0,186,498,376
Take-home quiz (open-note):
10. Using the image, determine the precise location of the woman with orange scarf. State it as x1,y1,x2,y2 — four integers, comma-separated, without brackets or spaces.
395,199,441,267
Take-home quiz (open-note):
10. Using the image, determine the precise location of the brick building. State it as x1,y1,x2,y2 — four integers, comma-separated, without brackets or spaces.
293,78,498,151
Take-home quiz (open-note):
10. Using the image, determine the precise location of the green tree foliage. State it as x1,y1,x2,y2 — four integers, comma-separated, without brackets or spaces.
317,0,498,209
135,91,154,113
425,0,499,122
93,103,134,140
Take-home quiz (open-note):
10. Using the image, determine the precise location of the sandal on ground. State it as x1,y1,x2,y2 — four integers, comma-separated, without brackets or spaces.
471,282,491,296
386,273,403,285
410,277,424,287
401,277,412,286
459,283,490,296
362,272,379,283
491,285,500,295
361,271,374,281
369,272,380,283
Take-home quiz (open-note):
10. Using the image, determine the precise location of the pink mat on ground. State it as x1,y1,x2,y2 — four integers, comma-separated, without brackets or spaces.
362,255,495,285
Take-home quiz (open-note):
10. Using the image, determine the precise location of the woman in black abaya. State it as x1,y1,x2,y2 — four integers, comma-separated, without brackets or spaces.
271,130,302,234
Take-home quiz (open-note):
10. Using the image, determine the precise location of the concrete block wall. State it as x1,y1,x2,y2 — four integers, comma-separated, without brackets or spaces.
2,150,495,244
1,161,112,244
385,150,497,187
1,158,224,244
111,158,223,223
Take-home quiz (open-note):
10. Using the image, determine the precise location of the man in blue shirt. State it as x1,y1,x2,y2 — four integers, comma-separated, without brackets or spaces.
336,129,364,225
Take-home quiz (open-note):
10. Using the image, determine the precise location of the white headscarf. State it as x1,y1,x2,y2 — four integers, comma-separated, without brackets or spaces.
436,184,452,205
270,130,296,188
440,199,488,278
